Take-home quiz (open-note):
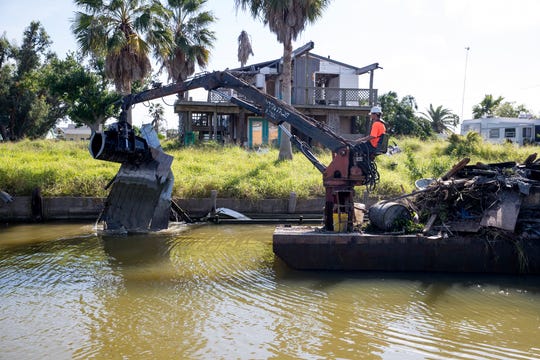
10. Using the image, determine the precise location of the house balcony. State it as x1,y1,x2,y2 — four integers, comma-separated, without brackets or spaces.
294,87,377,107
208,87,377,108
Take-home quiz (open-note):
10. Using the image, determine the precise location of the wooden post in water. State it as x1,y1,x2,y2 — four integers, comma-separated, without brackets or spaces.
210,190,218,216
31,187,43,222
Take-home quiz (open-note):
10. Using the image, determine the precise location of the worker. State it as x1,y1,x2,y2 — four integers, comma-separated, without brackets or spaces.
355,105,386,151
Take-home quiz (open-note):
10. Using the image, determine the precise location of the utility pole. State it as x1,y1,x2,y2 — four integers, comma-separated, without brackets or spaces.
461,46,470,120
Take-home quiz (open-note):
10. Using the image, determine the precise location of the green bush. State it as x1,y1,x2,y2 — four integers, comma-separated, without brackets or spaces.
445,132,482,158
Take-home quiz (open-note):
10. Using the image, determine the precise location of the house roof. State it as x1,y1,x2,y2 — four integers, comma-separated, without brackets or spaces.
230,41,381,75
56,124,92,135
463,117,540,124
307,53,381,75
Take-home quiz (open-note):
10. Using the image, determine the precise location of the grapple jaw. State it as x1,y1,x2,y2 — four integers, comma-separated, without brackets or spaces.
89,122,174,233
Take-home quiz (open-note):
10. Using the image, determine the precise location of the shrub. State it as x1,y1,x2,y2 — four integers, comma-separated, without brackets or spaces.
445,132,482,158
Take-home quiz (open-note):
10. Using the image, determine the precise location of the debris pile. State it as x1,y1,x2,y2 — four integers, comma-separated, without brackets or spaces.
373,154,540,240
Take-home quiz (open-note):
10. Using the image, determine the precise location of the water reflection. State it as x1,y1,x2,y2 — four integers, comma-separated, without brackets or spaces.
1,223,539,359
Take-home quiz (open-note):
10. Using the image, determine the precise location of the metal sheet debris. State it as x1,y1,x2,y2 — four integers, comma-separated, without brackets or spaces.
369,154,540,239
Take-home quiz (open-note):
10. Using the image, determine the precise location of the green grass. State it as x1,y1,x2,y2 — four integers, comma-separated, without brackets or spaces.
1,136,538,199
0,140,119,197
169,144,327,199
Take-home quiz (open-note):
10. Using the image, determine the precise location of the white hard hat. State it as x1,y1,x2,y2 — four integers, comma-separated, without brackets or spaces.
370,106,382,114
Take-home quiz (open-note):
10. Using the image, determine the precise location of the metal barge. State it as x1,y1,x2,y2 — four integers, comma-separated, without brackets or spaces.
274,159,540,275
273,226,540,274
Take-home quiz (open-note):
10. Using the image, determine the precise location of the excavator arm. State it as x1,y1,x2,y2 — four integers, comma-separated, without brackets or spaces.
90,71,379,232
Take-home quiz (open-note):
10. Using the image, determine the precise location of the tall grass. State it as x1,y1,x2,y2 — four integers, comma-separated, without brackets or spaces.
169,144,327,199
0,140,118,197
1,136,537,199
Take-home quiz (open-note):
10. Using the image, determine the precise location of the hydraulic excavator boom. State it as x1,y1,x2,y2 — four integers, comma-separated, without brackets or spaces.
89,71,379,232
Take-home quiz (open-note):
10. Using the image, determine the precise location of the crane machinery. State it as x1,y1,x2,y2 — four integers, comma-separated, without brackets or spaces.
89,71,383,233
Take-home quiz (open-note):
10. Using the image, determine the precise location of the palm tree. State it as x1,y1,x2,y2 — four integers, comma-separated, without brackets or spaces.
237,30,254,67
420,104,459,134
235,0,331,160
156,0,215,145
72,0,173,123
159,0,216,84
149,102,166,133
472,94,504,119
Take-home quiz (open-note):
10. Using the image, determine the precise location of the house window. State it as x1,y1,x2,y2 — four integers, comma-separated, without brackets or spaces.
489,129,500,138
504,128,516,138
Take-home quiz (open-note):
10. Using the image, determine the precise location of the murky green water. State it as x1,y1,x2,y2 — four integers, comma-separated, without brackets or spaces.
1,222,539,359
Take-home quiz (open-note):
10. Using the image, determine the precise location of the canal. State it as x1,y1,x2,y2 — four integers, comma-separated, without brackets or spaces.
1,222,539,359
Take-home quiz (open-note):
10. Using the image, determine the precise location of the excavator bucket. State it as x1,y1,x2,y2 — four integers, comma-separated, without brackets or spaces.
89,122,174,232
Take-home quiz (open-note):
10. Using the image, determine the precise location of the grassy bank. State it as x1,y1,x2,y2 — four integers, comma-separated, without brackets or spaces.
0,134,537,199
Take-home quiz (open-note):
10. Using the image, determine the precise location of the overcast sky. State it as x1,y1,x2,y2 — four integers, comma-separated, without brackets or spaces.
2,0,540,128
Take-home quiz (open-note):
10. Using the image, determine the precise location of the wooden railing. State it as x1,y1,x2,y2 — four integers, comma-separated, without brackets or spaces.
296,87,376,107
208,87,377,107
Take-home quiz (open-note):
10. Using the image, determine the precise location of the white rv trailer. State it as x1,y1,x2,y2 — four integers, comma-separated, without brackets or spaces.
461,115,540,145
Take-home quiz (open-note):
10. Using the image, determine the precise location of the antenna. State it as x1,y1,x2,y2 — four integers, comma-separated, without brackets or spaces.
461,46,470,120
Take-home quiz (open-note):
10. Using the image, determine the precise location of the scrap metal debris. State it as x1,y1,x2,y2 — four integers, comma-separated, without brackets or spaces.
372,154,540,240
0,190,13,203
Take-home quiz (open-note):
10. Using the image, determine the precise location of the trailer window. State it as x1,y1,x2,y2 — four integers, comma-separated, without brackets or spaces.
523,127,532,138
489,129,500,138
504,128,516,138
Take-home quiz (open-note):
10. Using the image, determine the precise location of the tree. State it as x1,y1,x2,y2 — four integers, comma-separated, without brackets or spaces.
72,0,173,126
237,30,254,67
46,55,121,131
10,22,54,139
472,94,504,119
0,34,15,139
378,92,432,139
149,102,166,133
494,101,532,118
0,22,66,140
153,0,215,145
0,23,121,140
420,104,459,134
377,91,399,130
159,0,216,84
0,32,16,68
235,0,331,160
16,22,52,76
